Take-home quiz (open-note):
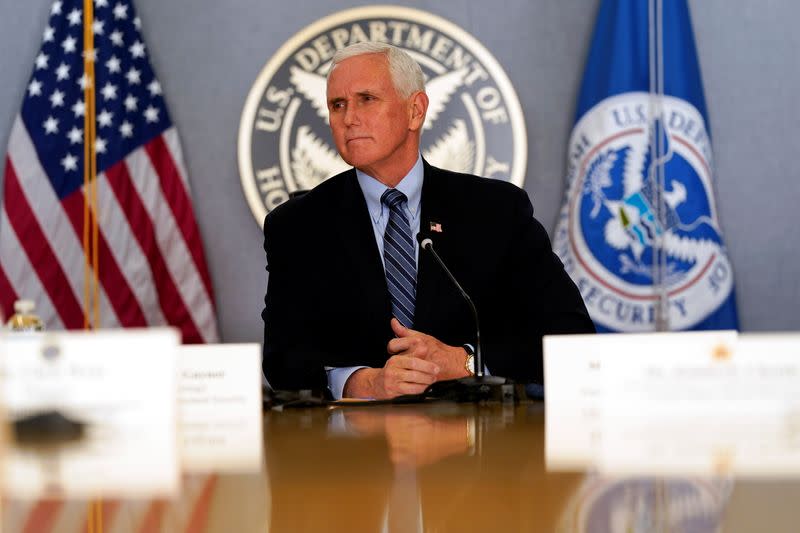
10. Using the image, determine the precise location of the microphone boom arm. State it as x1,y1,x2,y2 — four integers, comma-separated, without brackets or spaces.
419,238,485,378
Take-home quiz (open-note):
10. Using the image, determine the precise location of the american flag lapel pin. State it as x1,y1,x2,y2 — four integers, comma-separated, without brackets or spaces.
429,221,443,233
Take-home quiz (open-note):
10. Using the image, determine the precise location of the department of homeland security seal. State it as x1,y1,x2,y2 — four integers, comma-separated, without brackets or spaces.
553,93,735,331
556,476,733,533
238,5,527,227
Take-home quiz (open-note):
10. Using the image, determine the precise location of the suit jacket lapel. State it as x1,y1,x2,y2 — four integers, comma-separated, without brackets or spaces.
332,163,451,338
333,170,391,329
414,161,450,330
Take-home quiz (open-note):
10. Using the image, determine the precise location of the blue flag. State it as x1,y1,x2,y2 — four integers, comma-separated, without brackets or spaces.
553,0,739,332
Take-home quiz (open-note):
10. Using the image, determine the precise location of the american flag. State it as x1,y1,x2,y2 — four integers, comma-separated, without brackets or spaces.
0,0,218,343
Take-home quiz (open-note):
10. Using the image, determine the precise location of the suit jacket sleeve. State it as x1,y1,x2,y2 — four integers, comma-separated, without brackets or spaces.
478,185,594,383
261,206,328,392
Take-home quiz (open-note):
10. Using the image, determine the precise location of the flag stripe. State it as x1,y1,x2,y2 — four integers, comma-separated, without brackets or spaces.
60,188,147,327
7,118,95,325
104,159,204,343
162,127,190,190
95,167,168,326
126,148,217,342
3,500,35,533
22,500,62,533
137,501,166,533
3,161,84,329
50,502,90,533
184,475,217,533
143,135,215,305
0,209,63,329
0,257,19,319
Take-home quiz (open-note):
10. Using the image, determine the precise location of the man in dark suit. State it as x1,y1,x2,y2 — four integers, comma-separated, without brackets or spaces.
262,42,594,399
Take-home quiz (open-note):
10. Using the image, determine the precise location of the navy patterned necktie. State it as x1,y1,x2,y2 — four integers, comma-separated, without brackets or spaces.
381,189,416,328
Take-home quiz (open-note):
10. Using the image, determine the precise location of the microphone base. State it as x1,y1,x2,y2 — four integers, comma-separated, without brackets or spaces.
421,375,515,403
458,375,508,386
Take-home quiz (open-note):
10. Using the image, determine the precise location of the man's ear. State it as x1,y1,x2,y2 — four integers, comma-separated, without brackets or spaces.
408,91,429,132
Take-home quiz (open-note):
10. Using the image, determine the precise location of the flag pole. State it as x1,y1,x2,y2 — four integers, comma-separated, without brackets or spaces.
656,0,668,332
649,0,669,332
83,0,103,526
83,0,100,331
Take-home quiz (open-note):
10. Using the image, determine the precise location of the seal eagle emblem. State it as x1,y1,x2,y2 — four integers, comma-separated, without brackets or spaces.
238,5,527,227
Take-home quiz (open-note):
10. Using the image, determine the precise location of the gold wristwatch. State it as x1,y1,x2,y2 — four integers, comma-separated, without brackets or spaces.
462,344,476,376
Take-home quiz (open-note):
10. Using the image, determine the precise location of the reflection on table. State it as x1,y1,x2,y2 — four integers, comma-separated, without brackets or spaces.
4,401,800,532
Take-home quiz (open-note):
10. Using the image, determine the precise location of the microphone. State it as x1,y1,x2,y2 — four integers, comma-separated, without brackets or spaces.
416,233,507,391
417,233,483,377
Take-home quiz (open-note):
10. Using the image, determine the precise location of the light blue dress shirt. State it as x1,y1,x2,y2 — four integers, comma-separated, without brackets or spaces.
326,155,424,399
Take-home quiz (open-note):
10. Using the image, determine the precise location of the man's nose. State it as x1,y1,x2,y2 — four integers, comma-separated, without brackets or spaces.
343,104,359,126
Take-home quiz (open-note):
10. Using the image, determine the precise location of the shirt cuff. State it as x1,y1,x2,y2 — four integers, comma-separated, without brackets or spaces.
325,366,369,400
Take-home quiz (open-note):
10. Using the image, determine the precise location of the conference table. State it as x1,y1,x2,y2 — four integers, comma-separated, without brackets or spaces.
3,399,800,532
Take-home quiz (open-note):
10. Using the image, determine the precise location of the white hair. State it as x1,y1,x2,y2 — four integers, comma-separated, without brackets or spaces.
328,42,425,99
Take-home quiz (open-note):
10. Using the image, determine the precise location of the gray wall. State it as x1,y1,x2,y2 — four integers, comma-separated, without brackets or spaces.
1,0,798,342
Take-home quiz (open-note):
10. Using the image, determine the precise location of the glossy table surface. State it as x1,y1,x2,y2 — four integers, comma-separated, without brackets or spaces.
4,401,800,532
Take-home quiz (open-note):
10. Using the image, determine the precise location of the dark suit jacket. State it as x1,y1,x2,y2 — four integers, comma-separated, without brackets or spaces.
262,161,594,391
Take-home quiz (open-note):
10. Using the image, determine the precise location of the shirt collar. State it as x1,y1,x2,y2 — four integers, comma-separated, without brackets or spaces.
356,154,423,224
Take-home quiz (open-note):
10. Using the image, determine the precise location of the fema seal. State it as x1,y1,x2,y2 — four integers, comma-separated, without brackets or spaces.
553,93,735,331
238,5,526,227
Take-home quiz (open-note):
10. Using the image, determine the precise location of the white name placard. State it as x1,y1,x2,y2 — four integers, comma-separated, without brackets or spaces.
544,330,739,470
598,334,800,476
0,328,180,498
178,344,263,473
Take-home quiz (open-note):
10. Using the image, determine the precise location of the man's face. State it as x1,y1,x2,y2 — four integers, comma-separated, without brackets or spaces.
326,53,426,180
